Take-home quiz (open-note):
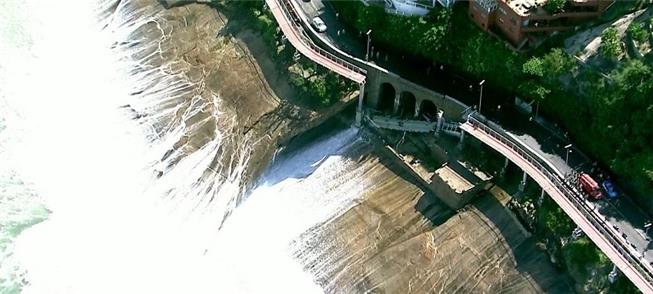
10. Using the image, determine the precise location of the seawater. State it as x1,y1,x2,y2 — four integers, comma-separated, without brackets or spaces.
0,1,370,293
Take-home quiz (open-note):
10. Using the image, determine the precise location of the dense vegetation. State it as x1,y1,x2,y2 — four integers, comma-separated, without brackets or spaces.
331,2,653,210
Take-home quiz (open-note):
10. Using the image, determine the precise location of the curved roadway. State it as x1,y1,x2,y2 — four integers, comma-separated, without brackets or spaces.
265,0,366,84
265,0,653,292
461,115,653,293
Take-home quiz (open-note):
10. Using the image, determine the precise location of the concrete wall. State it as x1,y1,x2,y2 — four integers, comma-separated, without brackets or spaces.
429,161,492,210
365,68,468,122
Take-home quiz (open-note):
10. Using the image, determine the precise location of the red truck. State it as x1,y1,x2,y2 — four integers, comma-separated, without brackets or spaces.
578,173,603,200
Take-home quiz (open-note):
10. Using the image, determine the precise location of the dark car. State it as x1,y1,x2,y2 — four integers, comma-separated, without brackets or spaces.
602,179,619,199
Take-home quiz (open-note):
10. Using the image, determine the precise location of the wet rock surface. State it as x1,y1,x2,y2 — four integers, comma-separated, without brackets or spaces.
292,143,573,293
107,1,576,292
110,0,319,195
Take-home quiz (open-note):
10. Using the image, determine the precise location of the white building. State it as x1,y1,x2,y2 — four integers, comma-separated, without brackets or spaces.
384,0,458,17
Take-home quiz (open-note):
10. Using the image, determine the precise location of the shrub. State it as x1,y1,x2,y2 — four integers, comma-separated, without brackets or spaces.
544,0,566,14
627,21,649,43
601,27,622,58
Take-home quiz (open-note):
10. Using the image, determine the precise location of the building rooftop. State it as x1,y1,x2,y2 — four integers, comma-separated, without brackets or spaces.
504,0,548,16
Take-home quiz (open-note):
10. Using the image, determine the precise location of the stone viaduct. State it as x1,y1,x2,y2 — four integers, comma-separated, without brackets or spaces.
364,67,468,122
279,0,467,123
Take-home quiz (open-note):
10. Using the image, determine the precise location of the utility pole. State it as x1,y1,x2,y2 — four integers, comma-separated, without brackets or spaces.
365,29,372,61
564,144,572,165
478,80,485,115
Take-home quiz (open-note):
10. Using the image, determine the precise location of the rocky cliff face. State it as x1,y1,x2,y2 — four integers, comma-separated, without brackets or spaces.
104,0,320,204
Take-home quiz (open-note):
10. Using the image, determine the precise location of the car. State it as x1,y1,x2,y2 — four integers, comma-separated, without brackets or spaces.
311,17,327,33
602,179,619,199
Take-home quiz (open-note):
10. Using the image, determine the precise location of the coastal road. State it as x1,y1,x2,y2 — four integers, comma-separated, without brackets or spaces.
295,0,367,58
266,0,366,83
295,0,653,270
280,0,653,290
498,117,653,265
461,120,653,293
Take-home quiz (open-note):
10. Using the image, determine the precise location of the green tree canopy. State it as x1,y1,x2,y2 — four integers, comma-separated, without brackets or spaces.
523,57,545,77
544,0,566,13
627,21,649,43
601,27,622,58
541,48,575,77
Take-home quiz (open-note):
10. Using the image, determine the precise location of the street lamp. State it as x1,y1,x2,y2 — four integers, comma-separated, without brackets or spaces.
365,29,372,61
478,80,485,114
564,144,572,165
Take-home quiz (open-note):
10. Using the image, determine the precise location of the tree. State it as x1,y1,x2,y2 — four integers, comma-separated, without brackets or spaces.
522,57,544,77
541,48,575,77
519,80,550,117
419,9,452,54
627,21,649,44
594,60,653,195
601,27,622,58
540,204,574,237
521,55,554,116
544,0,566,13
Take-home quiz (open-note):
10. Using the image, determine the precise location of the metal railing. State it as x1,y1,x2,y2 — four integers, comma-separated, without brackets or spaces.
441,121,460,133
276,0,367,78
465,113,653,287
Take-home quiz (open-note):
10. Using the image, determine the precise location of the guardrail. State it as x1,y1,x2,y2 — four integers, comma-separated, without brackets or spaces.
466,113,653,287
276,0,367,77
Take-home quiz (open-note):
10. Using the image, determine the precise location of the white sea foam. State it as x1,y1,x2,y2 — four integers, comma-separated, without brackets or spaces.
1,1,367,293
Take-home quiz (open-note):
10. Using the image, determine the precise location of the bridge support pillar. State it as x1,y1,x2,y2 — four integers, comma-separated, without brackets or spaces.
435,110,444,136
355,82,366,126
393,92,400,115
458,130,465,149
499,157,509,177
519,171,528,192
608,264,619,284
414,101,420,118
538,188,545,205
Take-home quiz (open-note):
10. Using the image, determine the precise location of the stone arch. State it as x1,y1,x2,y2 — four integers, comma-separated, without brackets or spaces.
398,91,416,119
378,82,396,113
419,100,438,121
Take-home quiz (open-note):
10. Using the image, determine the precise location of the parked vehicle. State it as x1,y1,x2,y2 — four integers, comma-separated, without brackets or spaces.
311,17,327,33
578,173,603,200
602,179,619,199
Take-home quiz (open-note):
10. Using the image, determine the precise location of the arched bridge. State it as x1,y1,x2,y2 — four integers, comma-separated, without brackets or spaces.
265,0,653,291
267,0,468,121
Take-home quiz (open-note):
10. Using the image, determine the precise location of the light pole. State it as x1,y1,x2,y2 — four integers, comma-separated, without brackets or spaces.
478,80,485,114
365,29,372,61
564,144,572,165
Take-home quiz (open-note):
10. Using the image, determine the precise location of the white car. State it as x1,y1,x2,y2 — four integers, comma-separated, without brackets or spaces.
311,17,327,33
